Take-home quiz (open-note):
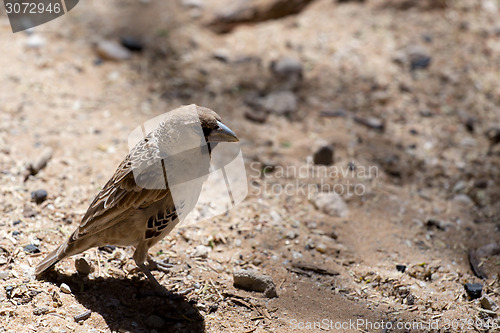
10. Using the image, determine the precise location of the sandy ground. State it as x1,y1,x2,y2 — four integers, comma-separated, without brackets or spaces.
1,0,500,332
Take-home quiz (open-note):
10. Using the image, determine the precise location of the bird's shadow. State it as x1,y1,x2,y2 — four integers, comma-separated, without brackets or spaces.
41,272,205,333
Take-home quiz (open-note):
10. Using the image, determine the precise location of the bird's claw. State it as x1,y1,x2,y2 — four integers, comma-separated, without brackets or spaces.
148,258,174,273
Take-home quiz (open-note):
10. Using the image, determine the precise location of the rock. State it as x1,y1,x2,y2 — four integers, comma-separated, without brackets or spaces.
0,271,9,280
75,258,93,275
98,245,116,253
406,294,416,305
453,194,474,207
244,108,268,123
371,91,390,104
192,245,211,258
481,295,498,311
482,0,498,14
419,109,433,117
286,231,298,239
146,315,165,329
457,110,475,133
480,293,497,309
25,34,45,49
407,45,431,70
270,56,303,90
425,218,446,231
261,91,297,115
313,145,334,165
233,269,277,298
311,192,349,218
396,265,406,273
95,40,131,61
60,283,72,294
394,44,431,71
23,244,40,254
181,0,204,8
316,243,327,253
353,116,385,132
33,307,49,315
486,127,500,154
464,283,482,300
5,285,14,299
31,189,47,204
74,310,92,322
474,179,489,189
320,109,349,118
24,147,53,181
212,49,230,63
292,251,303,260
208,0,316,34
120,36,144,52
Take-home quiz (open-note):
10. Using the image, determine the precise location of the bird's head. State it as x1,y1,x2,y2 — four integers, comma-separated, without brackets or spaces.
196,107,239,144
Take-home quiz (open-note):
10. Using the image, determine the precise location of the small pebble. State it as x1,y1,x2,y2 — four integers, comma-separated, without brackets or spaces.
233,269,277,298
60,283,72,294
311,192,349,218
481,295,498,311
95,40,131,61
74,310,92,322
292,251,303,259
25,34,46,49
270,56,303,90
464,283,482,300
192,245,211,258
313,145,334,166
33,307,49,315
23,244,40,254
260,91,298,115
145,315,165,329
75,258,92,275
353,116,385,132
99,245,116,253
316,243,327,254
396,264,407,273
5,285,14,299
120,36,144,52
31,189,48,204
244,108,268,123
0,271,9,280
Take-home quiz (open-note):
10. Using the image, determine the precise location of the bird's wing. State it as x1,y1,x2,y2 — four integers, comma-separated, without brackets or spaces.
74,143,170,240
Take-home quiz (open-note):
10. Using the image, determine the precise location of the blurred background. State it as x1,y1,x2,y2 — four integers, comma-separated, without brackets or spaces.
0,0,499,332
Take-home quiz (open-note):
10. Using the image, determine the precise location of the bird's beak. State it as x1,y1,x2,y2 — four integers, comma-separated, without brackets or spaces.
207,121,239,142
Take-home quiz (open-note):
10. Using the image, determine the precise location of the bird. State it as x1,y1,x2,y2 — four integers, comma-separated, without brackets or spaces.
35,104,239,293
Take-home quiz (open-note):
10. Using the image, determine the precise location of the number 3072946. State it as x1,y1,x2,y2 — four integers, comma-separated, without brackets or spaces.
5,2,61,14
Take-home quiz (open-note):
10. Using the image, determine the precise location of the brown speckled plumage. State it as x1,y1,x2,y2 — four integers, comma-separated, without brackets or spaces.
35,105,238,292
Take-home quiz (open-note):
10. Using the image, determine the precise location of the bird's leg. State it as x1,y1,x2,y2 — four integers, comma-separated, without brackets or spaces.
147,254,174,273
133,246,168,295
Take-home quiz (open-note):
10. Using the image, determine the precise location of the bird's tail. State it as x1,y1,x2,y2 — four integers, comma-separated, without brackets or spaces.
35,240,68,276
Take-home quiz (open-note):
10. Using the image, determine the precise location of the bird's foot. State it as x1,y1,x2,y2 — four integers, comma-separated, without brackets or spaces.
147,257,174,273
136,262,172,297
